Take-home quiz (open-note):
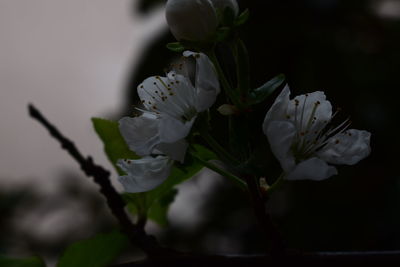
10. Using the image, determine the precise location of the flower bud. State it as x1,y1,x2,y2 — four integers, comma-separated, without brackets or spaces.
217,104,239,115
259,177,270,194
166,0,218,42
211,0,239,16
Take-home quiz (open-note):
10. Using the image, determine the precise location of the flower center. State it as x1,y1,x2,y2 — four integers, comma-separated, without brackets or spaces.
140,75,197,122
287,94,351,162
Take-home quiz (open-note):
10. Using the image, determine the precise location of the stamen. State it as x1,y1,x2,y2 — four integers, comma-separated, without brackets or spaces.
294,99,299,131
299,95,308,132
325,118,351,137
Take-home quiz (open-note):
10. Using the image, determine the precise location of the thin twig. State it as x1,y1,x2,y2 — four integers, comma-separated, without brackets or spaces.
28,104,163,257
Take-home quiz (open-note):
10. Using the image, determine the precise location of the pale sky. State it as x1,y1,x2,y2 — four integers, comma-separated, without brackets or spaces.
0,0,166,191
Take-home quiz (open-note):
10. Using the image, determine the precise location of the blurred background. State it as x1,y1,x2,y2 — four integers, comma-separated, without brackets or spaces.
1,0,400,265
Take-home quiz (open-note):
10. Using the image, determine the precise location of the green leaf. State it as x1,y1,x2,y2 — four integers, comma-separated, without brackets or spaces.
147,188,178,226
234,9,250,26
166,42,185,52
57,230,129,267
92,118,138,175
0,255,45,267
249,74,286,104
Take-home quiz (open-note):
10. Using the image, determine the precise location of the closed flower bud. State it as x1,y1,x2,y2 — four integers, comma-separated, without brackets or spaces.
217,104,239,115
166,0,218,42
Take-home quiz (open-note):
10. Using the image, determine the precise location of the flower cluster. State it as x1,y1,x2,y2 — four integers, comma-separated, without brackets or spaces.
116,0,371,194
118,51,220,192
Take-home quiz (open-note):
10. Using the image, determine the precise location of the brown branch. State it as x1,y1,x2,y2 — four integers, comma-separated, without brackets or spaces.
244,175,286,255
28,104,165,257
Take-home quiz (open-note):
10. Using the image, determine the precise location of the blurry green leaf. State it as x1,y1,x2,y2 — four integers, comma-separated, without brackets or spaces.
0,255,45,267
249,74,285,104
147,188,178,226
234,9,250,26
166,42,185,52
57,230,129,267
91,118,139,175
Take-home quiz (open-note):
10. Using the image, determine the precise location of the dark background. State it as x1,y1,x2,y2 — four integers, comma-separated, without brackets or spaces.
128,0,400,252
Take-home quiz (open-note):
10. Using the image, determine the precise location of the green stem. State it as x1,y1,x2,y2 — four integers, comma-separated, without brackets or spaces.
201,130,240,166
232,38,250,99
206,49,242,108
190,150,247,191
266,173,286,195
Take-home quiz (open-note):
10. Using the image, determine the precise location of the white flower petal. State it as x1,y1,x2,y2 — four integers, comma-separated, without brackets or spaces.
263,85,291,131
286,91,332,132
117,156,172,193
286,157,338,181
158,114,195,143
317,129,371,165
265,120,297,172
183,51,220,112
119,115,160,156
138,74,198,119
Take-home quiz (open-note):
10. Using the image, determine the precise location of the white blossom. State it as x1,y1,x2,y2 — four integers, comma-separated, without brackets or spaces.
117,156,172,193
119,51,219,162
263,85,371,181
